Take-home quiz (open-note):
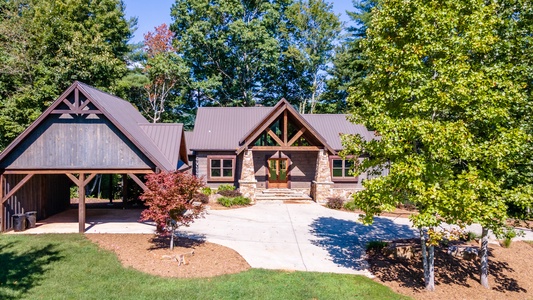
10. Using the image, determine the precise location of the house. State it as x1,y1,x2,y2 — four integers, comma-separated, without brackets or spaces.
0,82,188,232
186,98,376,203
0,82,376,232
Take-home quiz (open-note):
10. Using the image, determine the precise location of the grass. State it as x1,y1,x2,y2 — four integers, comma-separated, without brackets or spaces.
0,234,409,300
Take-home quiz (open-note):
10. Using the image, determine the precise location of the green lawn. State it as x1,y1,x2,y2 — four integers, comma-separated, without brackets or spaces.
0,234,409,300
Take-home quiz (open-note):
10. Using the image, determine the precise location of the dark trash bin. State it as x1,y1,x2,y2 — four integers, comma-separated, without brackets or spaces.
25,211,37,228
12,214,26,232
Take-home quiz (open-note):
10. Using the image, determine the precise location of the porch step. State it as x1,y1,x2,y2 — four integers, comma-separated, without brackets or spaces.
255,189,312,201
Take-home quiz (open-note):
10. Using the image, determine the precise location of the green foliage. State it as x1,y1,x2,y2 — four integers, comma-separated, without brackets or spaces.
0,234,407,300
326,197,344,209
0,0,133,150
365,240,388,251
217,196,251,207
217,184,236,192
217,190,243,198
169,0,342,112
200,187,213,196
463,231,480,242
343,0,533,290
343,200,357,211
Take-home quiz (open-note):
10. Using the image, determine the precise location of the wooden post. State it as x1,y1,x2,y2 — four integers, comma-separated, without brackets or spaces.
0,174,4,232
122,174,128,209
78,173,86,233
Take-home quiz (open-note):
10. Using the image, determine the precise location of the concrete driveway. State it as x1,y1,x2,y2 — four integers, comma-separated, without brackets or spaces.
182,201,417,276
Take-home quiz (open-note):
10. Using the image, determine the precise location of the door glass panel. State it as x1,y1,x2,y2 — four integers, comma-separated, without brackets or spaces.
279,160,287,181
269,160,277,180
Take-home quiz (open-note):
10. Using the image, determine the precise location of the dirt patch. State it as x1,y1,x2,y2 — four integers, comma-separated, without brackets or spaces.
367,240,533,300
87,234,250,278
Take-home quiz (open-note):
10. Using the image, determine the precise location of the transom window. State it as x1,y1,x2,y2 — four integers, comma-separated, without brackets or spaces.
331,157,357,181
208,156,235,181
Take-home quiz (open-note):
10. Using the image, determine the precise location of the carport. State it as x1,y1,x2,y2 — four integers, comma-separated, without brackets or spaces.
0,81,188,233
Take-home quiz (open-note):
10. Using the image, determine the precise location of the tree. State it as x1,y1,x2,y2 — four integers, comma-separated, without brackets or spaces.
0,0,133,150
170,0,289,107
140,172,206,250
282,0,342,113
320,0,376,113
343,0,532,291
142,24,188,123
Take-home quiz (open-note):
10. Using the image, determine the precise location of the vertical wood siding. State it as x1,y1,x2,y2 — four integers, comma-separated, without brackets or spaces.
0,114,153,169
2,174,70,231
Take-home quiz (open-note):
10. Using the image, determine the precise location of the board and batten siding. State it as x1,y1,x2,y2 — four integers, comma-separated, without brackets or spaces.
0,114,154,170
2,174,70,230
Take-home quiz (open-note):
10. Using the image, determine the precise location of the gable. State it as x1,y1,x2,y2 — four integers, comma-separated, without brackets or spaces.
237,99,336,154
0,114,154,169
0,82,188,172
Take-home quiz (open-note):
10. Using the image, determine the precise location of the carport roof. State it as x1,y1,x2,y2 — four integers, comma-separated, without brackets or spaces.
0,81,188,172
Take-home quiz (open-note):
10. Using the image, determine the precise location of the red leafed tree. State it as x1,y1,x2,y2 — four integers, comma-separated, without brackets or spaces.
143,24,188,123
140,171,205,249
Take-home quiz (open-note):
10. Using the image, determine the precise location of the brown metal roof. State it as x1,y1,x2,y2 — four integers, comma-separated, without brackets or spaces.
184,131,195,155
189,107,272,151
77,82,183,171
302,114,375,151
140,123,188,168
188,99,374,152
0,81,187,172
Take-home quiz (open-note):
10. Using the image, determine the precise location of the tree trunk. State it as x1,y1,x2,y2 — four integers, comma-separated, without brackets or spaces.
480,227,490,288
170,228,175,250
420,228,435,291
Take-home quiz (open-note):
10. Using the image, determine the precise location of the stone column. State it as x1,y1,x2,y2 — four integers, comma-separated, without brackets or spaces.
238,150,257,202
311,149,333,204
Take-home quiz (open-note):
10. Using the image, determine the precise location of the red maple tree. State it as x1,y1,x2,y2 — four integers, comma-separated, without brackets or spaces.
140,171,205,249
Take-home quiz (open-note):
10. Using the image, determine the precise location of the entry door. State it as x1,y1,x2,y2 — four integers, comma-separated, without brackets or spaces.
268,158,289,188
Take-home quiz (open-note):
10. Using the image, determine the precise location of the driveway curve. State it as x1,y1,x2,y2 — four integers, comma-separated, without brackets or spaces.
182,201,418,276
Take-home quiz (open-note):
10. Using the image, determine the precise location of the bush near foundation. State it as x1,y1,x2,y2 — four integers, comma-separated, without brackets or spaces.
217,196,251,207
217,189,242,197
326,197,344,209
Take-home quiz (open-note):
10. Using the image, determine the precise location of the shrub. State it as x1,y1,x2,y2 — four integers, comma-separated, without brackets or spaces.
343,201,356,211
326,197,344,209
463,231,479,242
366,240,388,251
500,228,519,248
200,187,213,196
217,184,235,192
218,189,242,197
217,196,251,207
193,193,209,204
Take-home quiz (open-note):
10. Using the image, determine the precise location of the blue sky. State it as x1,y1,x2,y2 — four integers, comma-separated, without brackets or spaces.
123,0,354,43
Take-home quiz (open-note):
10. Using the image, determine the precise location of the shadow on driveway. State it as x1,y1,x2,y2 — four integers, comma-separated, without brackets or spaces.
310,216,417,270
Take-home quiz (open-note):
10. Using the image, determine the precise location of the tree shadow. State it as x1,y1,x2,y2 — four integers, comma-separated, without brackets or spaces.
309,216,417,270
0,240,63,299
149,232,206,250
367,243,527,293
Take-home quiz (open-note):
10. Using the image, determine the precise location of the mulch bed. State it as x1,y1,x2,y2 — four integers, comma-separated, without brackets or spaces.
87,234,250,278
367,239,533,300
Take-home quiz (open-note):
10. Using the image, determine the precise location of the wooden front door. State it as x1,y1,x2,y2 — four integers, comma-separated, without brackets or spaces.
268,158,289,188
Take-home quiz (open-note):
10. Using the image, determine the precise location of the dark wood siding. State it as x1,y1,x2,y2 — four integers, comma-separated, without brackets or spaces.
2,174,70,230
0,114,153,170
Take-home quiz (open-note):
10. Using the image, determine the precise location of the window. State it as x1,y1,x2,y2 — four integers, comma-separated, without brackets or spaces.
208,156,235,181
330,157,357,182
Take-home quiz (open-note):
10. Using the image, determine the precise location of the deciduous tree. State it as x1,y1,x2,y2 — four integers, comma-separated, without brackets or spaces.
140,172,206,250
0,0,133,150
343,0,532,291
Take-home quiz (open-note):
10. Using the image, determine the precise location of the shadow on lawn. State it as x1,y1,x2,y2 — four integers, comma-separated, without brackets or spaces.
367,245,527,293
309,216,417,270
0,240,63,299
